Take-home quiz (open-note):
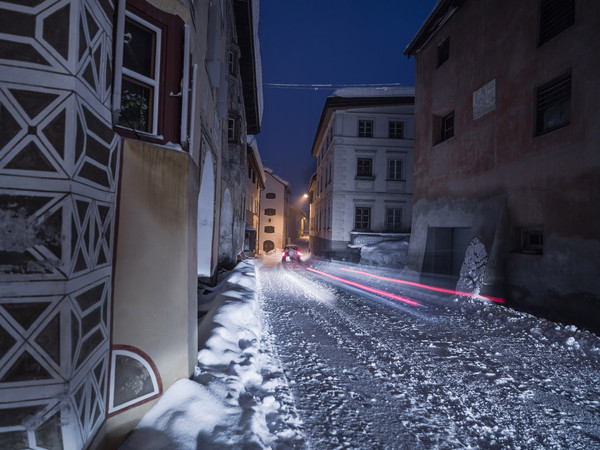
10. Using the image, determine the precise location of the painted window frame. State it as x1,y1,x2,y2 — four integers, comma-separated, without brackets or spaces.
387,159,403,181
386,208,404,232
356,157,373,177
358,119,373,138
354,207,371,231
388,121,404,139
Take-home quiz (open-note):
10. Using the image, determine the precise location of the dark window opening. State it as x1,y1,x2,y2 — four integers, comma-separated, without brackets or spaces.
387,159,403,180
266,192,276,199
521,228,544,254
539,0,575,46
536,72,571,135
264,208,276,216
437,37,449,67
264,226,274,233
441,111,455,141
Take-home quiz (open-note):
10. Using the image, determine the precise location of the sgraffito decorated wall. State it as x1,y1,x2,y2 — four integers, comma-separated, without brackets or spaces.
0,0,119,448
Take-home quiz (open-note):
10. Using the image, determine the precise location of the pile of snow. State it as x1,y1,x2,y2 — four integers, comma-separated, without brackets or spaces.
358,240,409,267
121,260,304,449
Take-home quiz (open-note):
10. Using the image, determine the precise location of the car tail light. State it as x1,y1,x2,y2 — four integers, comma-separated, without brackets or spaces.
282,252,286,257
297,251,303,256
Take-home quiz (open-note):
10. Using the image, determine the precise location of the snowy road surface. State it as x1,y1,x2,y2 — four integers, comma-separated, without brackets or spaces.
257,258,600,449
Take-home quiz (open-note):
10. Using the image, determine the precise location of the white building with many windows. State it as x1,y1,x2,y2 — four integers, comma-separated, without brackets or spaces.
259,168,290,253
309,87,415,260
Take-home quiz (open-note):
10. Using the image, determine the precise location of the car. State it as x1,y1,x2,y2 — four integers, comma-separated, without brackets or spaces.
282,245,303,264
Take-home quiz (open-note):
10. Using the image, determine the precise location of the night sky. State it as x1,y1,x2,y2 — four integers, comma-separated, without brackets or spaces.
256,0,438,203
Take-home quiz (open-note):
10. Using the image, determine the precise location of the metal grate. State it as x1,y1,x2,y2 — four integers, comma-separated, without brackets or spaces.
539,0,575,46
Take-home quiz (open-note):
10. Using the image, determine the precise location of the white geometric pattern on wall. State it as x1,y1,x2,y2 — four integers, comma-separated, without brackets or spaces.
0,0,117,448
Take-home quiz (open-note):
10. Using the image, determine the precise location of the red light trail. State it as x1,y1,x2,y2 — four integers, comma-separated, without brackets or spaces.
339,268,505,304
306,267,421,307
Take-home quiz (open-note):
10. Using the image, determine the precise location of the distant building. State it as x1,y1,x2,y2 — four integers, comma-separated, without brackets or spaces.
245,137,266,255
259,169,290,253
404,0,600,330
309,88,415,260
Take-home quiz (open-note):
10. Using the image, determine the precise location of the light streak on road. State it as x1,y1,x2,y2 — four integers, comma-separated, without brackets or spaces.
306,267,421,307
339,268,505,304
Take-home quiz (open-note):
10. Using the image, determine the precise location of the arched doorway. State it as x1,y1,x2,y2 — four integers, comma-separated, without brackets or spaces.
218,188,233,266
263,240,275,253
197,152,215,277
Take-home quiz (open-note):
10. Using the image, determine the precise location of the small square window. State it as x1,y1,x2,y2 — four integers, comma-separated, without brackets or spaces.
264,226,275,233
441,111,455,141
437,37,449,68
265,192,276,199
521,228,544,254
358,120,373,138
536,72,571,135
389,121,404,139
264,208,276,216
356,158,373,177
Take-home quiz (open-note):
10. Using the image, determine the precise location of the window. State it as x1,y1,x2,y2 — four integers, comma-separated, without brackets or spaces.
227,117,236,141
252,171,256,183
264,208,276,216
358,120,373,137
387,159,403,180
264,226,275,233
539,0,575,46
521,228,544,254
248,167,252,179
355,207,371,230
437,37,449,67
389,121,404,139
536,72,571,135
386,208,403,232
118,11,162,134
441,111,455,141
228,50,237,75
265,192,276,199
356,158,373,177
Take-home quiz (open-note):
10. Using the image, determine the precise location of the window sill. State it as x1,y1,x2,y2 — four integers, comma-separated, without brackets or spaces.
355,176,375,181
115,125,164,143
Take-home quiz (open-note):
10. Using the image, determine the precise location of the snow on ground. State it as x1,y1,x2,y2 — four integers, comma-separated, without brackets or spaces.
121,260,304,449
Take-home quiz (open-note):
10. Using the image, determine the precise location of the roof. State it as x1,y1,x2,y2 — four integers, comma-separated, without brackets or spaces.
247,136,266,187
310,89,416,157
404,0,463,57
233,0,261,134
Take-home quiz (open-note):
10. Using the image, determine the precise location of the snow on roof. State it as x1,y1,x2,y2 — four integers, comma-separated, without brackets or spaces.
247,135,266,185
263,167,290,187
332,86,415,98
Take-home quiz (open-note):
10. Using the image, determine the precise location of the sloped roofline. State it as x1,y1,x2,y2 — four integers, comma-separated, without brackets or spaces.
310,94,415,157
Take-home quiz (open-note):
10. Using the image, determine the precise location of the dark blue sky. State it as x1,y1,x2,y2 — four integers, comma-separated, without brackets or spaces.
256,0,438,201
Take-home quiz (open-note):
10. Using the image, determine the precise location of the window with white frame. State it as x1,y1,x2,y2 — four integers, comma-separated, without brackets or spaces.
387,159,403,180
356,157,373,177
118,11,162,134
228,117,237,141
358,120,373,137
389,121,404,139
386,208,403,232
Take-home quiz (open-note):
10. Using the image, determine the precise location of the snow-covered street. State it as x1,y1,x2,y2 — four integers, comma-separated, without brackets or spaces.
123,257,600,449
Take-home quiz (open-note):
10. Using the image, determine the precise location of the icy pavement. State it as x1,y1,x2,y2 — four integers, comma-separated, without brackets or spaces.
122,257,600,449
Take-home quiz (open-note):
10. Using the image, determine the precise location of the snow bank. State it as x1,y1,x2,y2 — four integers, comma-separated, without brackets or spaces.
359,240,409,267
121,260,303,449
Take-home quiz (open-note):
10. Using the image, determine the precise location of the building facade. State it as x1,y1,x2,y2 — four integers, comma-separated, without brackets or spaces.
259,169,290,253
404,0,600,330
309,88,415,260
0,0,261,448
245,136,265,255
